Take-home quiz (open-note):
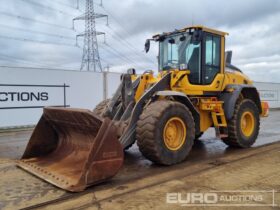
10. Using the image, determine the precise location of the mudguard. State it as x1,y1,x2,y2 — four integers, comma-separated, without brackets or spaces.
219,84,262,120
154,90,200,136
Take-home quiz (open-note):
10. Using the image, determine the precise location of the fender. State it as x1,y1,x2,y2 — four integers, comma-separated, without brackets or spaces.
154,90,200,136
219,84,262,120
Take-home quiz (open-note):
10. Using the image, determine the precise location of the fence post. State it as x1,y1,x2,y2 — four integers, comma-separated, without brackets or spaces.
63,83,66,107
103,72,108,100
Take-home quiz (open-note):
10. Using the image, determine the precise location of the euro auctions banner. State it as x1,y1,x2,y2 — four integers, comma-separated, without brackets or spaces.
0,84,69,109
259,90,278,101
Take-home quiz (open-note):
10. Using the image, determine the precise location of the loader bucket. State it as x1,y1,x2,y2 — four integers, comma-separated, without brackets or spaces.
17,107,124,192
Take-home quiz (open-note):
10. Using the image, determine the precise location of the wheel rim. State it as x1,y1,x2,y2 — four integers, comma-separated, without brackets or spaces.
163,117,186,151
240,111,255,137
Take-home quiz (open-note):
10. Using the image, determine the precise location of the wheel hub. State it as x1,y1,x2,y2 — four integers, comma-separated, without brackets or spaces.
163,117,186,151
240,111,255,137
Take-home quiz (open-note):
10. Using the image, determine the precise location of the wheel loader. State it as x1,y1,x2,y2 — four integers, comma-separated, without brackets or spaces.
17,25,269,192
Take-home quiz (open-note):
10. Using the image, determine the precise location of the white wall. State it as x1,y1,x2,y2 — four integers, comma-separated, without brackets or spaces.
106,72,122,98
254,82,280,108
0,66,279,128
0,66,122,128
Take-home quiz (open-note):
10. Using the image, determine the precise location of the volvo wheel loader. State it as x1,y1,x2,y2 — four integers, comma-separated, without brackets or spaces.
17,26,269,192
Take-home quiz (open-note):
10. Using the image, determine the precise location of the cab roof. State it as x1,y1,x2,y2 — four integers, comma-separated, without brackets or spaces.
153,25,229,39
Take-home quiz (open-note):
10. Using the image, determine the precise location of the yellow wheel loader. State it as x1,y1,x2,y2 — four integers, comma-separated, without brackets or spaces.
17,26,269,192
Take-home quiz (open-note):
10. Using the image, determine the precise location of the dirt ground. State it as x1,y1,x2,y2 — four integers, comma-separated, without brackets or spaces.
49,142,280,210
0,110,279,209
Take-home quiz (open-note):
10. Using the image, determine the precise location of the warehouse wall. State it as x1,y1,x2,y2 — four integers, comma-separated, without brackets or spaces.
254,82,280,108
0,67,122,128
0,66,279,128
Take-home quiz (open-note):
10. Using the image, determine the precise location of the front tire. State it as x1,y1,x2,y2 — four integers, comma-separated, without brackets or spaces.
222,99,260,148
93,99,133,150
93,98,111,117
136,100,195,165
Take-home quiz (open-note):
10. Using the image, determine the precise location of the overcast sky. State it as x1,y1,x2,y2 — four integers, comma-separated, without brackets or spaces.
0,0,279,82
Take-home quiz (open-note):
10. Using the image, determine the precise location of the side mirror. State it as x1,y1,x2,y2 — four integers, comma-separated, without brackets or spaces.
144,39,150,53
225,51,233,64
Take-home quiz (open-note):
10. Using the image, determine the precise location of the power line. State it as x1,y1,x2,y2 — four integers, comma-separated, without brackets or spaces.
0,53,50,68
99,6,157,66
101,6,135,39
0,1,150,71
105,27,156,65
52,0,78,10
99,48,136,69
0,11,72,30
100,47,135,68
96,45,134,68
99,57,113,67
89,2,154,68
0,34,77,47
0,23,75,40
101,43,147,69
110,26,156,65
21,0,74,17
74,11,140,70
0,65,81,71
99,49,128,67
100,44,134,64
0,54,82,70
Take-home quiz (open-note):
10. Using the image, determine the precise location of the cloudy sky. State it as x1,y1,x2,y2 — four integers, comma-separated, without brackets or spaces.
0,0,279,82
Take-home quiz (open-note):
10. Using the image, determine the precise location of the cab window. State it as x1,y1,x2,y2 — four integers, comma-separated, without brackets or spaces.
204,34,221,84
185,42,201,84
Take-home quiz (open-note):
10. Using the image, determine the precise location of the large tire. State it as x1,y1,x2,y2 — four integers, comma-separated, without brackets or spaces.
93,99,111,117
222,99,260,148
136,100,195,165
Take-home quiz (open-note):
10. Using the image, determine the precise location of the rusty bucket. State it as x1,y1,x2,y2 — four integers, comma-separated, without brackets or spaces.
17,107,124,192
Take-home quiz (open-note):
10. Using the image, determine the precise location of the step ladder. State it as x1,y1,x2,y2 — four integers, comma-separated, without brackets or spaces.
211,110,228,138
199,98,228,139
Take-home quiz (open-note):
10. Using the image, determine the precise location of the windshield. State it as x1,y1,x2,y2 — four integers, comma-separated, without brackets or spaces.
159,33,201,73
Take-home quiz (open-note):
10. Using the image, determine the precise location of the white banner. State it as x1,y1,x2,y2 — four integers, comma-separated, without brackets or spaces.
0,84,69,109
259,90,278,101
0,67,121,127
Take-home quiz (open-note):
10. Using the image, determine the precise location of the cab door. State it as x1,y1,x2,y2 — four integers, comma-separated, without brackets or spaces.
202,33,222,85
181,32,225,95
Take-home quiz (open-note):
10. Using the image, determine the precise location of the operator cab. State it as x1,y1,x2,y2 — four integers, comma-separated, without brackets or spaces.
146,26,228,85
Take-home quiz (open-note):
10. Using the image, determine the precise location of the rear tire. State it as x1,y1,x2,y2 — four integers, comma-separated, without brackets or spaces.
136,100,195,165
222,99,260,148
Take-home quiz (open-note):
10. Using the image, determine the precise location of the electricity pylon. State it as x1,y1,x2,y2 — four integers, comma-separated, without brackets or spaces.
73,0,108,72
